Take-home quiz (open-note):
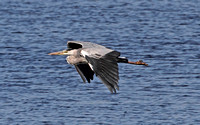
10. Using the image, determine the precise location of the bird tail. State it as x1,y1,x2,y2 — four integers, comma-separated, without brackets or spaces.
117,57,128,63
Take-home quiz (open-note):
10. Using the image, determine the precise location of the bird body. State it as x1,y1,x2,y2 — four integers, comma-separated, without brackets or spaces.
66,49,87,64
49,41,148,93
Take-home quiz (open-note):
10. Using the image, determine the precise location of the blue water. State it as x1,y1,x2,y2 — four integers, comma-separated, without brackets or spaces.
0,0,200,124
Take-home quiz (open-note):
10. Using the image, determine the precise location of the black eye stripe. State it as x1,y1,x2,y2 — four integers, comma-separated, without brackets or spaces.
67,48,73,51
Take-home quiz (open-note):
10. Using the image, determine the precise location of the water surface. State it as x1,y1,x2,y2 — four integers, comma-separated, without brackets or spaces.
0,0,200,124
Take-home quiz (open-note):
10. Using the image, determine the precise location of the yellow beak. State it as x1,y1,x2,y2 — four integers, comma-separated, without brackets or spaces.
48,50,67,55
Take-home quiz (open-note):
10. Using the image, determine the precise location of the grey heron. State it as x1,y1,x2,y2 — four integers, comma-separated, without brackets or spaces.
49,41,148,93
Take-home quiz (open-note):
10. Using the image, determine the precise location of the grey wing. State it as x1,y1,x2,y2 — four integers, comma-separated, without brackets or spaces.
85,51,120,93
67,41,109,50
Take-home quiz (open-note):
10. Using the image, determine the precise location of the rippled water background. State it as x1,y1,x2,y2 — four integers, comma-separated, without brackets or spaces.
0,0,200,124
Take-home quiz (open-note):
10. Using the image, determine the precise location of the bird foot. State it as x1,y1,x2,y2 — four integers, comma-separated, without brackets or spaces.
136,60,148,66
128,60,148,66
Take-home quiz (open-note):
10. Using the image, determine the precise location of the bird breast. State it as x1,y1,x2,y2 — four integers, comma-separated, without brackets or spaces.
66,56,87,65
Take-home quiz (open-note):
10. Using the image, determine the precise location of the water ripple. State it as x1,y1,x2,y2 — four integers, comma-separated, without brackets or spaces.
0,0,200,125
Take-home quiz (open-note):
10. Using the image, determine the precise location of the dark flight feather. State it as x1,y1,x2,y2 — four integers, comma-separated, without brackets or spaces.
75,64,94,83
85,51,120,93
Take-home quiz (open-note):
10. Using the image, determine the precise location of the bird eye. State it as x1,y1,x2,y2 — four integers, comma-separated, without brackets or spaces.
62,50,68,53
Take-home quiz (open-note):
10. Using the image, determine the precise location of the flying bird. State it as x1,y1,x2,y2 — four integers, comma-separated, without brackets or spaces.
49,41,148,93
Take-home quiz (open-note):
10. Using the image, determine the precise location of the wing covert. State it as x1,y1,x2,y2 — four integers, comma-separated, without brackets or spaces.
67,41,110,50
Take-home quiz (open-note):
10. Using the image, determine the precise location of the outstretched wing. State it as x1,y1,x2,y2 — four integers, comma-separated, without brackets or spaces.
82,50,120,93
67,41,121,93
75,64,94,83
67,41,108,50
